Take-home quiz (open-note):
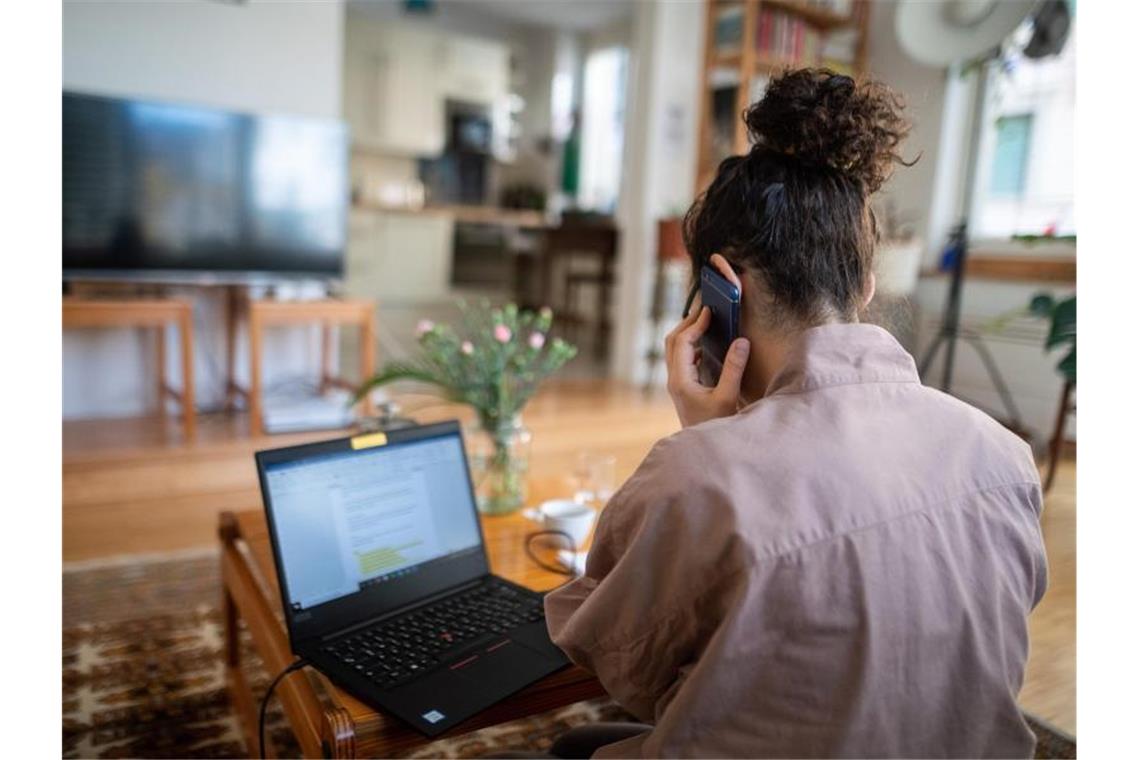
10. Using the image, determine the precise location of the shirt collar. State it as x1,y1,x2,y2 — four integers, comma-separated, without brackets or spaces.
763,323,920,398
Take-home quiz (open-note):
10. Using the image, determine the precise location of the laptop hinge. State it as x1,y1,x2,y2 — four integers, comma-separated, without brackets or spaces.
318,575,493,642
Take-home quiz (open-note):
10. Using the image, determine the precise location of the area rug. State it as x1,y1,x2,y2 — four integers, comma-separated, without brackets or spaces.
63,553,1076,759
62,551,632,759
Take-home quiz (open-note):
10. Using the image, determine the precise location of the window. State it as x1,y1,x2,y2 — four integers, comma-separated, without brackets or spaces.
578,46,629,213
970,19,1075,240
989,114,1033,197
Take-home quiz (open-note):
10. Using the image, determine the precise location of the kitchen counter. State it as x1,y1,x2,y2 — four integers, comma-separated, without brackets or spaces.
353,202,549,229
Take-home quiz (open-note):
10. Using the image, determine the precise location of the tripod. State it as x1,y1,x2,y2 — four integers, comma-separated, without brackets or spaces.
916,54,1024,433
917,222,1023,429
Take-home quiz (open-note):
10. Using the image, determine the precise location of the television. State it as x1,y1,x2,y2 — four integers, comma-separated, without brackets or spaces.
63,92,349,282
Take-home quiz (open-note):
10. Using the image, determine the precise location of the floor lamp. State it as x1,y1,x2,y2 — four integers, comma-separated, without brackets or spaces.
897,0,1069,433
914,61,1023,429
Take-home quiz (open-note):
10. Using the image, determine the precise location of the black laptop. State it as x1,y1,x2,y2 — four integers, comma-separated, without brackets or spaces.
255,420,569,737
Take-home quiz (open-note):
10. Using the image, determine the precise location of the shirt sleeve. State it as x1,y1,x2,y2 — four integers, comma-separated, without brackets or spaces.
543,436,740,721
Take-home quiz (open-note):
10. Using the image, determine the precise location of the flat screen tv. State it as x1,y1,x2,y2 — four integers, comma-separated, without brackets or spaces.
63,92,348,281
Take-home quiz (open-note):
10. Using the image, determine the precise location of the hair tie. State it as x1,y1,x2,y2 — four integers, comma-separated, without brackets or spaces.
761,182,786,213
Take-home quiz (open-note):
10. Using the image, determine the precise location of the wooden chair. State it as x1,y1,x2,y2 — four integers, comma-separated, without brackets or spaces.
540,220,619,362
63,298,196,437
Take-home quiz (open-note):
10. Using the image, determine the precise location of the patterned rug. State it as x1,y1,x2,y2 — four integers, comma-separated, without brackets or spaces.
63,552,1076,759
62,551,633,759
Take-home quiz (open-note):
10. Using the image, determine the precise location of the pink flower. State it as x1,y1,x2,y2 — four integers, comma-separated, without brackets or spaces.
528,332,545,350
460,340,474,355
493,324,512,343
415,319,435,337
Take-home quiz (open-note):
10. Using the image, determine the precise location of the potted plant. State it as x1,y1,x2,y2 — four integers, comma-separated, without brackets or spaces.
1028,292,1076,383
357,303,577,515
1027,292,1075,490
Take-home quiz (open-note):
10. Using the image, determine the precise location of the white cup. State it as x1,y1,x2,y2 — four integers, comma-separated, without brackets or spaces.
538,499,597,549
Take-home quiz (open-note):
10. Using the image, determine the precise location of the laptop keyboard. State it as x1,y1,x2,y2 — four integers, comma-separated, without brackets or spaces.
320,582,546,688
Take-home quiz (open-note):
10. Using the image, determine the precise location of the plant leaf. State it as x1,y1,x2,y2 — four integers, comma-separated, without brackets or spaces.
1028,293,1055,318
354,364,448,403
1045,296,1076,350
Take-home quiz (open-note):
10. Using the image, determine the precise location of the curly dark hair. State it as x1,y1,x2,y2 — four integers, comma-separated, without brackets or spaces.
684,68,913,326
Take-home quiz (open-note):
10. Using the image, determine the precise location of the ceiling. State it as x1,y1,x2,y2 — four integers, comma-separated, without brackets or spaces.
457,0,633,31
350,0,635,33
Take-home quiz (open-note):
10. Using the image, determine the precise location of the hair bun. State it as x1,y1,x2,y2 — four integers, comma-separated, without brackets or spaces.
745,68,911,193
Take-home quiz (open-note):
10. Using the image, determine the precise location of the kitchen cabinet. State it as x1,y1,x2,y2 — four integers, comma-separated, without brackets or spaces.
439,36,509,105
343,20,445,156
346,210,454,304
343,14,511,156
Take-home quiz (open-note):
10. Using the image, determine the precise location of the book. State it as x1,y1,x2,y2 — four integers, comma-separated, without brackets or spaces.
714,5,744,53
755,9,823,67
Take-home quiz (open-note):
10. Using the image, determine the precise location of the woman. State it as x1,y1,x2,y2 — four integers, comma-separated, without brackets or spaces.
544,69,1047,758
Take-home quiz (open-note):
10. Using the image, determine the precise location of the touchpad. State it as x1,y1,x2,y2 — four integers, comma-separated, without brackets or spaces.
451,639,552,695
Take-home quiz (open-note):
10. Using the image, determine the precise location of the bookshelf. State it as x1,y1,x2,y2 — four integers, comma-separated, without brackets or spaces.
695,0,871,192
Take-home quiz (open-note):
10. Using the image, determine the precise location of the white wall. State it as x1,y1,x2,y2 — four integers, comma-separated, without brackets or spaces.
63,0,343,118
610,0,704,385
63,0,346,419
865,0,949,252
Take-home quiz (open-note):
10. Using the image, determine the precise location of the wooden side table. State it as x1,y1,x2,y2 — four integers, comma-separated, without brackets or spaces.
227,299,377,436
62,298,196,437
219,507,606,758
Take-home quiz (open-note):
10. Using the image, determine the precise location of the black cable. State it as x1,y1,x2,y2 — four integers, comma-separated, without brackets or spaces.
524,530,579,578
259,658,308,759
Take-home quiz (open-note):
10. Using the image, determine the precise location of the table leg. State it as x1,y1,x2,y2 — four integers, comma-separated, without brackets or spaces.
359,312,376,418
224,287,240,412
1044,380,1074,492
249,310,263,436
223,583,240,669
155,324,167,418
597,252,613,362
540,245,553,311
320,324,333,395
322,707,358,758
179,309,196,439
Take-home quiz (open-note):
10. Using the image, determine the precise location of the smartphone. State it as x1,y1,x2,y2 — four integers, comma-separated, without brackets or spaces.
697,265,741,387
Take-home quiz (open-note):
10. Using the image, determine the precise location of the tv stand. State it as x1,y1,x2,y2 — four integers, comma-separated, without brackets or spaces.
224,293,377,436
63,297,196,437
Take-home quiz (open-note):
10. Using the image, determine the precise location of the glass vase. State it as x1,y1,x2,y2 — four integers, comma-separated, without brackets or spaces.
466,415,532,515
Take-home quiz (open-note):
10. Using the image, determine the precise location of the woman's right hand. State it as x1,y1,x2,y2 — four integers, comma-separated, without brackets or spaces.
664,305,751,428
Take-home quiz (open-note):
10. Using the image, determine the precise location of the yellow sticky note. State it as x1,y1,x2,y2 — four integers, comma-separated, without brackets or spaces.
350,432,388,450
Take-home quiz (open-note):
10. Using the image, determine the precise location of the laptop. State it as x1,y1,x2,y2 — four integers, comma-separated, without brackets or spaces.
255,420,570,737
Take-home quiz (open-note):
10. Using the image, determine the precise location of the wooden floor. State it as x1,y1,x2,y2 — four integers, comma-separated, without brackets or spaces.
62,380,682,561
62,379,1075,734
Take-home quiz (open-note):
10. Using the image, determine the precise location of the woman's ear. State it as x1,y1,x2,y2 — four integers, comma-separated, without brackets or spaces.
709,253,743,292
861,272,877,308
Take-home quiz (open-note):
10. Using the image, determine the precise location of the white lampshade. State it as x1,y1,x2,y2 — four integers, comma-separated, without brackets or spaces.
895,0,1037,66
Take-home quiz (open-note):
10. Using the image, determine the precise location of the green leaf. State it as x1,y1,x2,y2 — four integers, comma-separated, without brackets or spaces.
1045,296,1076,350
354,302,579,422
1028,293,1055,317
354,364,448,403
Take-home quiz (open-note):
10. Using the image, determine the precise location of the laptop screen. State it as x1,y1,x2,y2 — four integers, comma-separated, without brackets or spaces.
262,428,484,613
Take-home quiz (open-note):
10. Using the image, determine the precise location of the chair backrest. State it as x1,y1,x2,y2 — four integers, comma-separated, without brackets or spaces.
544,225,618,261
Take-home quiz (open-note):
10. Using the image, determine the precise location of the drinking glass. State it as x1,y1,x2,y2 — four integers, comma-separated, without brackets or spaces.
572,452,617,509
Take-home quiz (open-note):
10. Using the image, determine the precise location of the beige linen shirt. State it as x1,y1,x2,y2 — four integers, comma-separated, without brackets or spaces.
545,324,1047,758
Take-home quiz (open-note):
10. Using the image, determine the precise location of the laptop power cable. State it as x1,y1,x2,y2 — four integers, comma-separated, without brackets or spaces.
259,658,309,759
524,530,580,583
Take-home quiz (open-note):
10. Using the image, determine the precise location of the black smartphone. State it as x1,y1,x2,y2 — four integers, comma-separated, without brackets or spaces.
697,264,741,387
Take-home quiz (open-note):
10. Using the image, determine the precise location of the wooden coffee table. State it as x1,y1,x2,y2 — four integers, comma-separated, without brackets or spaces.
219,504,605,758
